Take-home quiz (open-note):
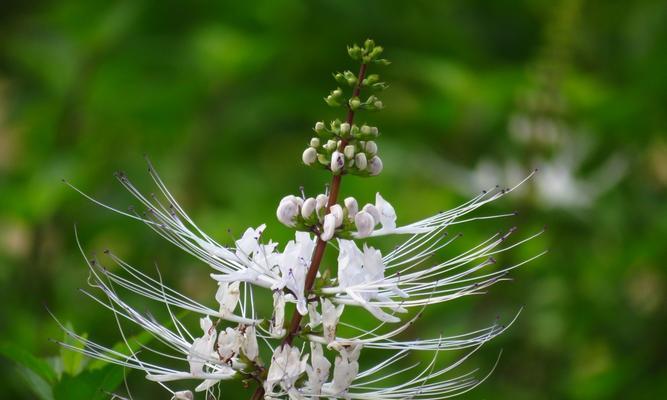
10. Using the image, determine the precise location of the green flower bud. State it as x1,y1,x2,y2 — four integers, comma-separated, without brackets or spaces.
347,45,362,60
364,74,380,85
325,140,337,151
310,137,320,148
349,97,361,110
317,153,329,165
332,88,343,98
364,38,375,49
340,122,350,135
374,100,384,109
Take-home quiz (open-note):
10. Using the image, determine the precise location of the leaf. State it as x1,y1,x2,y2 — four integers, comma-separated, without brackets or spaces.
60,322,88,376
0,341,58,384
53,364,125,400
15,364,55,400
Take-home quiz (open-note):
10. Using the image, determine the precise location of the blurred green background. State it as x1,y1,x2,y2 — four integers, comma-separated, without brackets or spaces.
1,0,666,398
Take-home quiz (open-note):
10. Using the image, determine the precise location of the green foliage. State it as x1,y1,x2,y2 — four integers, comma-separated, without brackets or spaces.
0,0,666,399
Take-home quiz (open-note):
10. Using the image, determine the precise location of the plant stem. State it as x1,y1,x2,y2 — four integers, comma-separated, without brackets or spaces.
249,62,368,399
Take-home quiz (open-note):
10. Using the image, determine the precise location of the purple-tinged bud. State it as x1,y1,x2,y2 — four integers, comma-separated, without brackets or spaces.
344,197,358,217
368,155,383,176
331,151,345,174
354,211,375,238
330,204,344,227
365,141,378,156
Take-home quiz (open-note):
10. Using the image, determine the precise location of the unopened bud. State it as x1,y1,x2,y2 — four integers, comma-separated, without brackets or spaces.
316,194,328,215
277,195,300,227
310,137,320,148
331,151,345,174
368,155,383,176
360,125,371,135
332,88,343,97
344,145,355,159
374,100,384,109
301,197,316,219
355,152,367,171
362,203,381,224
340,122,350,134
317,154,329,165
344,197,358,217
302,147,317,165
325,140,337,151
354,211,375,238
320,214,336,241
314,122,325,132
370,126,379,136
365,141,378,155
330,204,344,227
349,98,361,110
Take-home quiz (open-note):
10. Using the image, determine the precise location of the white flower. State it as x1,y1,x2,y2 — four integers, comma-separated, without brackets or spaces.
368,155,383,175
374,192,397,231
215,281,240,317
242,325,259,361
322,298,344,343
277,195,303,227
344,197,358,218
302,147,318,165
277,232,316,315
306,342,331,394
301,197,316,219
353,211,375,238
265,344,308,396
271,292,287,338
355,152,367,170
323,344,362,395
330,204,344,227
320,213,336,241
188,317,217,376
217,327,243,361
234,224,265,261
331,151,345,173
307,301,322,329
171,391,193,400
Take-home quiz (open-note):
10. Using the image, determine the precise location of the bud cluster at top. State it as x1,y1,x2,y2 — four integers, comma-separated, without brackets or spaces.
302,39,389,177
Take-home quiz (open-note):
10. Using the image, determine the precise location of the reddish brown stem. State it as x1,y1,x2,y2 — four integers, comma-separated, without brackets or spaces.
250,62,368,399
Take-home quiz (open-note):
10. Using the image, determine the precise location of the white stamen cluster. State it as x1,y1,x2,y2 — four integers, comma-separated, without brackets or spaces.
58,39,543,400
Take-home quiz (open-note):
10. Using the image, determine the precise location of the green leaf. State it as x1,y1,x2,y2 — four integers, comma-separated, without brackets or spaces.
0,342,58,384
15,364,55,400
60,323,88,376
53,364,125,400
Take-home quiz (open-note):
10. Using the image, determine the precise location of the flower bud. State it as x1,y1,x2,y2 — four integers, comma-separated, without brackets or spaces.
320,213,336,241
331,151,345,173
362,203,381,224
370,126,379,136
325,140,337,151
344,197,358,217
314,121,325,133
332,88,343,97
317,154,329,165
302,147,317,165
310,137,320,147
301,197,316,219
354,211,375,238
330,204,344,227
344,145,355,159
316,194,328,216
368,155,383,176
355,152,367,170
340,122,350,134
349,97,361,110
374,100,384,109
365,141,378,155
277,195,300,227
360,125,371,135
